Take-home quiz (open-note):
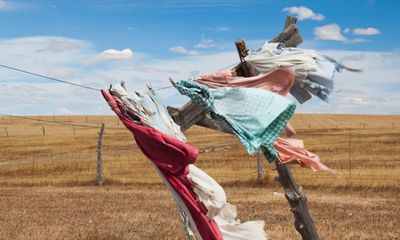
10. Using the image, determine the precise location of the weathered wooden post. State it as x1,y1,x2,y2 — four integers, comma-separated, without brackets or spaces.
4,127,9,138
42,126,46,136
256,149,263,181
274,159,320,240
96,123,105,186
348,132,352,178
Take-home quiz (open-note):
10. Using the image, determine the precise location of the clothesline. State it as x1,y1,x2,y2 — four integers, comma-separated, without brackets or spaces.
0,62,239,93
0,64,100,91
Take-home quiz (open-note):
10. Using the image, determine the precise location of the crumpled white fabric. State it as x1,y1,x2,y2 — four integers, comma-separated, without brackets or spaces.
245,42,318,84
110,83,186,142
188,165,268,240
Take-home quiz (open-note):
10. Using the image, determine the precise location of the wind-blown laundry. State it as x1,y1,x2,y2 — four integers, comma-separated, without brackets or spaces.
102,83,268,240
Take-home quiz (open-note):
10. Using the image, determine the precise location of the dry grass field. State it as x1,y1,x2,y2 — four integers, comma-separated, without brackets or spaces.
0,114,399,239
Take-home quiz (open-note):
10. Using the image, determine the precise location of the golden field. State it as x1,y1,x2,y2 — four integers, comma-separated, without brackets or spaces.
0,114,399,239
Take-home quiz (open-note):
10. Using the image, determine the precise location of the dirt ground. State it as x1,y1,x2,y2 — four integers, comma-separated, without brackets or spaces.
0,186,398,240
1,114,400,239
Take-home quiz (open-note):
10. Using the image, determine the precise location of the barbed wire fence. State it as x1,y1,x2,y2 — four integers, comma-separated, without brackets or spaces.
0,115,400,186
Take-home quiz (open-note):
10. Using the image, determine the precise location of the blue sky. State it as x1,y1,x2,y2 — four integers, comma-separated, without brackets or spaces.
0,0,399,115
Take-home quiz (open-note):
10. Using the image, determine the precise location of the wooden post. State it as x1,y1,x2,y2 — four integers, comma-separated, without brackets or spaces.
274,160,320,240
96,123,105,186
234,39,257,77
348,132,352,178
4,127,9,138
42,126,46,136
256,149,263,181
32,145,36,179
73,125,76,135
85,116,88,124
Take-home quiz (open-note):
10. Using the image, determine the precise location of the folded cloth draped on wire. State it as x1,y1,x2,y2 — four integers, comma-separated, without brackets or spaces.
273,138,332,172
174,79,296,161
196,68,295,96
102,84,268,240
195,67,297,137
245,42,361,103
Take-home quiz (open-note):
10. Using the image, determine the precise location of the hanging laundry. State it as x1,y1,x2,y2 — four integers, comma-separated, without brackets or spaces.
245,42,361,103
195,68,297,137
174,79,296,161
110,83,186,142
196,68,295,96
273,138,332,172
188,165,267,240
102,86,267,240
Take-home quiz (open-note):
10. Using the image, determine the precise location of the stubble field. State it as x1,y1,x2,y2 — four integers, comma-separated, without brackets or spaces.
0,114,399,239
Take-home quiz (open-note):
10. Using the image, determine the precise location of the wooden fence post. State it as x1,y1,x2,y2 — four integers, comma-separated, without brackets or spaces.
32,145,36,179
96,123,105,186
73,125,76,135
42,126,46,136
4,127,9,138
256,149,263,181
348,132,352,178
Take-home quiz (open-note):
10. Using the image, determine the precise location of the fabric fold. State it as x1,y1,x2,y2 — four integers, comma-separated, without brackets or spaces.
174,79,296,161
273,138,332,172
245,42,360,103
196,68,295,96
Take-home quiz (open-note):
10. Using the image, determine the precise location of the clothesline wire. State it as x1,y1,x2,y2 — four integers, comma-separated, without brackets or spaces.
0,61,239,93
0,64,100,92
216,62,239,72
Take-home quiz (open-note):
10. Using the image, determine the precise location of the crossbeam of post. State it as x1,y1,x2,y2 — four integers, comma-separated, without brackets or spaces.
167,16,320,240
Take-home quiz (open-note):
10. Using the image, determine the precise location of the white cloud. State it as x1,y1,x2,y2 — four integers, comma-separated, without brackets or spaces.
54,108,73,115
0,0,12,10
37,38,82,52
314,24,347,41
85,48,133,64
169,46,199,56
207,26,230,32
97,48,133,60
194,39,215,49
46,68,77,79
353,27,381,35
0,35,399,115
296,50,400,114
283,6,325,21
348,38,369,44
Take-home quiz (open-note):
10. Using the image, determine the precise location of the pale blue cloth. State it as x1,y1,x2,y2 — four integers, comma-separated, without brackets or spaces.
175,80,296,161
